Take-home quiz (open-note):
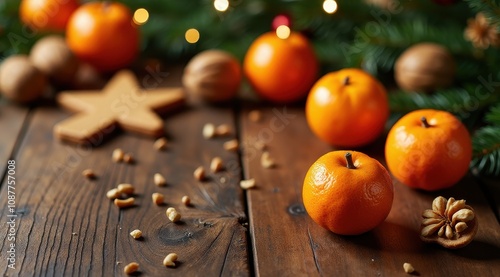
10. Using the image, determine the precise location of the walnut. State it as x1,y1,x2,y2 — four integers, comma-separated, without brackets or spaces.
420,196,478,249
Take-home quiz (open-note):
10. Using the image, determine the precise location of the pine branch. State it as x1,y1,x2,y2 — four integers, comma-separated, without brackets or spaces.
485,103,500,124
471,126,500,176
389,85,500,115
465,0,500,31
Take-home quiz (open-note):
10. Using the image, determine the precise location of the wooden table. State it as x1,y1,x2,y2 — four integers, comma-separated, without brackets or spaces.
1,67,499,276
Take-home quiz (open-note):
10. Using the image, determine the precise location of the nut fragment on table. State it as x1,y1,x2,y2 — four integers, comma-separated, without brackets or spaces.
403,263,414,274
117,183,134,195
154,137,168,150
210,157,224,173
106,188,120,200
248,110,262,122
114,197,135,208
223,139,239,152
154,173,166,187
194,166,206,181
215,124,231,136
261,151,276,168
203,123,216,139
166,207,181,222
124,262,139,274
420,196,478,249
112,148,124,162
82,169,96,179
182,195,191,206
152,192,165,205
130,229,142,239
123,153,134,164
240,178,256,190
163,253,178,267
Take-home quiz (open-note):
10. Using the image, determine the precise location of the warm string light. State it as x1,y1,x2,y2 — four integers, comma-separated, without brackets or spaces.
323,0,338,14
214,0,229,12
133,8,149,25
276,25,291,39
185,28,200,43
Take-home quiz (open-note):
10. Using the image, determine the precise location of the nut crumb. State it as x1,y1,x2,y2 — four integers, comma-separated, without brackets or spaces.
181,195,191,206
223,139,239,152
166,207,181,222
248,110,262,122
215,124,231,136
210,157,224,173
163,253,178,267
82,169,96,179
72,232,77,236
112,148,124,163
123,153,134,164
117,183,134,195
124,262,139,275
130,229,142,239
261,151,276,168
152,192,164,205
240,178,256,190
154,173,166,187
203,123,216,139
114,197,135,208
154,137,168,150
403,263,415,274
193,166,206,181
106,188,120,200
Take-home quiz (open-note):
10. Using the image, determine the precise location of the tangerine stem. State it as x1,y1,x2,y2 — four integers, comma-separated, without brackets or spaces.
421,117,431,128
342,76,350,86
345,152,356,169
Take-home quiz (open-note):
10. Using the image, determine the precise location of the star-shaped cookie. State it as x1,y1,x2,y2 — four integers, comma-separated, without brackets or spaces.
54,70,185,144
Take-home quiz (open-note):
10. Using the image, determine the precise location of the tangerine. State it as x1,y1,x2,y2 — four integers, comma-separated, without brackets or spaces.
303,151,394,235
20,0,79,32
385,109,472,191
66,2,139,72
306,68,389,147
243,31,318,103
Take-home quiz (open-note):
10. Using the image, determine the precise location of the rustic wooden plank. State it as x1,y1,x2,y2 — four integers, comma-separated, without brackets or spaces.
0,73,249,276
476,176,500,223
240,105,500,276
0,99,29,175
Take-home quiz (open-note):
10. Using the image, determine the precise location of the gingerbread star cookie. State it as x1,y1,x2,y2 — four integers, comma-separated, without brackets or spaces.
54,70,185,144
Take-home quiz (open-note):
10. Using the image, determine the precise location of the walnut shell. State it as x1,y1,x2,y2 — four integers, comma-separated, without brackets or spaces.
0,55,47,104
394,43,455,92
30,35,78,85
182,49,242,103
420,197,478,249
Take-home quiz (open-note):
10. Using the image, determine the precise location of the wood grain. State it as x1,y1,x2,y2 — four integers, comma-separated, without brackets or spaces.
0,87,249,275
240,105,500,276
0,99,29,175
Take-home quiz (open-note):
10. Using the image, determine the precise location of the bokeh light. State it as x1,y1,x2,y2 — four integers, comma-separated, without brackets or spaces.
133,8,149,25
214,0,229,12
323,0,338,14
276,25,291,39
185,28,200,43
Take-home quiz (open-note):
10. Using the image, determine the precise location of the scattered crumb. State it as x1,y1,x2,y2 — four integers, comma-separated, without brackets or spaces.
193,166,206,181
210,157,224,173
215,124,231,136
82,169,96,179
203,123,216,139
154,137,168,150
240,178,256,190
123,153,134,164
248,110,262,122
261,151,276,168
403,262,415,274
223,139,239,152
112,148,124,163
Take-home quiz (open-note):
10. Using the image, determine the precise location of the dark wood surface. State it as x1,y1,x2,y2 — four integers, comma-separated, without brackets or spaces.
0,68,499,276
